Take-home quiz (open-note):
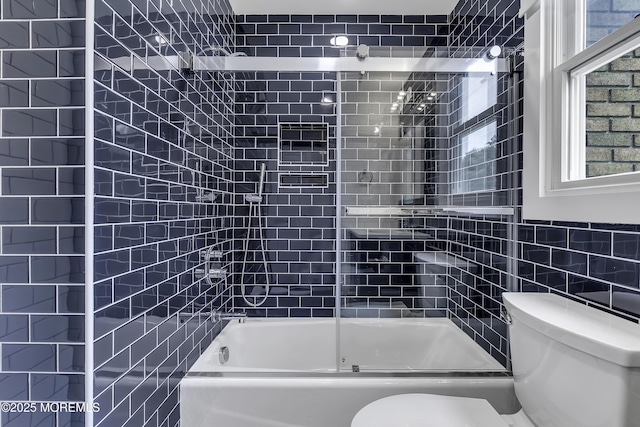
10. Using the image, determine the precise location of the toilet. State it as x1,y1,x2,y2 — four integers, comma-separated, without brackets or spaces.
352,292,640,427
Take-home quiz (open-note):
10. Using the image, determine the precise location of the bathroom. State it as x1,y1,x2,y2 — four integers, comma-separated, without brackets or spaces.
1,0,640,426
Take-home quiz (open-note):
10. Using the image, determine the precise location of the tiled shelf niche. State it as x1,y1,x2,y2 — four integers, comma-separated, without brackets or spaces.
278,122,329,166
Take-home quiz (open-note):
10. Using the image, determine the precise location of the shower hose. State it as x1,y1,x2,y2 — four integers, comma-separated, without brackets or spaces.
240,195,270,307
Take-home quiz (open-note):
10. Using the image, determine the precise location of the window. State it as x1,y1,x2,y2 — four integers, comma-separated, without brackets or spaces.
521,0,640,224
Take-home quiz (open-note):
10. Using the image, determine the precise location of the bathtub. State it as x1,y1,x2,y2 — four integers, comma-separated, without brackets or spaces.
180,318,518,427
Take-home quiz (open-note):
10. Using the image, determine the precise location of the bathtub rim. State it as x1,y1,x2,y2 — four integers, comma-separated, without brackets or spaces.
184,370,513,378
189,317,509,374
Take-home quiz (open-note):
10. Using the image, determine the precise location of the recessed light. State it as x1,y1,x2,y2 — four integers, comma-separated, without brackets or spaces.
330,35,349,47
154,35,169,46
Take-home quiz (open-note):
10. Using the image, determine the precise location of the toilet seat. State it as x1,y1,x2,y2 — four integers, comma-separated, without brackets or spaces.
351,394,511,427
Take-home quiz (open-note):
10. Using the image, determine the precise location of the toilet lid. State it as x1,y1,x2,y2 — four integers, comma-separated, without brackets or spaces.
351,394,511,427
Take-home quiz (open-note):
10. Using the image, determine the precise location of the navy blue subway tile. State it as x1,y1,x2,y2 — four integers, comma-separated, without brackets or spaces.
0,373,29,400
589,255,640,288
569,229,611,255
551,249,588,275
3,51,57,78
0,139,29,166
611,286,640,317
0,315,29,342
2,227,57,254
3,109,57,136
32,21,85,48
0,22,30,48
30,373,84,400
612,233,640,261
0,81,29,107
2,344,56,371
2,168,57,195
3,0,57,19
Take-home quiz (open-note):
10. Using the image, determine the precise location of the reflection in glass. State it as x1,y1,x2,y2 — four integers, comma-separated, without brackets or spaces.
459,73,497,123
586,2,639,47
452,121,497,194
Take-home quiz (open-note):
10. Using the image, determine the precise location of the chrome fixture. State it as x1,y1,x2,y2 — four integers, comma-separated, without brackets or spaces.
203,46,248,57
500,308,512,325
197,246,227,286
486,45,502,60
213,310,247,324
218,346,230,364
356,44,369,60
195,268,227,279
241,163,270,307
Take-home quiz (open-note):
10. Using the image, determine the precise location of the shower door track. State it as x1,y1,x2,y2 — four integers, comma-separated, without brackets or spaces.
192,55,509,73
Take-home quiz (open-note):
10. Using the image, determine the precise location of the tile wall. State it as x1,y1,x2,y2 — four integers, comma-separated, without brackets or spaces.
233,15,451,317
447,0,640,367
0,0,87,426
438,0,524,365
91,0,235,426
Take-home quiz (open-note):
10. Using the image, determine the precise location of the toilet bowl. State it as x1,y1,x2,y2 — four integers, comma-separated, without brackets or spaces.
351,293,640,427
351,394,537,427
351,394,512,427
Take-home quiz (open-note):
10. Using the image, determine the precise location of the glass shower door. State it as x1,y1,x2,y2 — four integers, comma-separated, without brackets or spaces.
336,50,516,373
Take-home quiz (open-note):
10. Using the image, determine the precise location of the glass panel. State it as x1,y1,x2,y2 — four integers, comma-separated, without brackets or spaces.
583,45,640,178
458,74,497,123
338,63,512,372
452,121,498,194
340,71,444,208
586,1,639,47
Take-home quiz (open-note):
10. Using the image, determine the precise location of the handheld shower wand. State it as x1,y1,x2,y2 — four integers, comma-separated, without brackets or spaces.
257,163,266,198
244,163,267,203
241,163,270,307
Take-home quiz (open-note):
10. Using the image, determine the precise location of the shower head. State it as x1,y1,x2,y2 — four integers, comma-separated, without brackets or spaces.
203,46,247,57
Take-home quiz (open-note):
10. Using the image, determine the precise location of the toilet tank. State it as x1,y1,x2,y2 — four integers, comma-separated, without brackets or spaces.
503,292,640,427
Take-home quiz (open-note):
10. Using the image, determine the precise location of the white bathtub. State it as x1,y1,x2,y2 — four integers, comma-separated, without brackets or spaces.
180,318,518,427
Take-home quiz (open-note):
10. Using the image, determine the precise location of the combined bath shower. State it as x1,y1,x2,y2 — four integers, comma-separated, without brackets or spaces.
240,163,270,307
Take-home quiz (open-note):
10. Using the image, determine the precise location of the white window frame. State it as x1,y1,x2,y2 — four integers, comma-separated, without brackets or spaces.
521,0,640,224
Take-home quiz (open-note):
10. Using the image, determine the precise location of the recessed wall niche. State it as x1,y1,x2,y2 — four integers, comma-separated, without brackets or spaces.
278,122,329,166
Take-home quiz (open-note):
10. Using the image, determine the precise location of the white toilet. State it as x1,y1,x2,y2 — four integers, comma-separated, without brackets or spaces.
352,292,640,427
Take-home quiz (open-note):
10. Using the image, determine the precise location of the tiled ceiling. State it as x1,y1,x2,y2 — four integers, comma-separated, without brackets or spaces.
228,0,458,15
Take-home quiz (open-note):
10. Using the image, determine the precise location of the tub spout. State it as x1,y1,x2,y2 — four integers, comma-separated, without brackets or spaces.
213,310,247,324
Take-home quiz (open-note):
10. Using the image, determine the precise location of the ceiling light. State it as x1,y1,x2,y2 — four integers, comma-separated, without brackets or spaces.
430,92,436,97
419,103,426,108
427,96,434,101
374,126,380,134
399,90,407,97
392,102,399,107
330,35,349,47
